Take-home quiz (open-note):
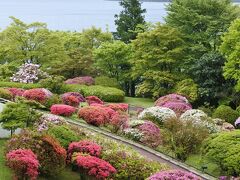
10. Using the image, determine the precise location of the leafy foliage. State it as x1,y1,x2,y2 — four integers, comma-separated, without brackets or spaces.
39,76,66,94
95,76,121,89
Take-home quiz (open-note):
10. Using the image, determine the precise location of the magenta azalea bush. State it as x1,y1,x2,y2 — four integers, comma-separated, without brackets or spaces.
155,93,189,106
160,101,192,116
65,76,95,86
6,149,40,180
61,92,85,107
148,170,201,180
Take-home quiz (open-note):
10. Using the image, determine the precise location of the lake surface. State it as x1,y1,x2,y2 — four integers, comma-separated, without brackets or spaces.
0,0,168,32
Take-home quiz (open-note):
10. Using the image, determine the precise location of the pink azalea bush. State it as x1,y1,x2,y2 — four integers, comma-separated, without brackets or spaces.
6,149,40,180
36,114,66,131
86,96,104,105
74,154,116,179
65,76,95,86
105,103,129,112
7,88,25,99
109,113,129,132
148,170,201,180
160,101,192,116
50,104,76,117
68,140,102,158
23,88,52,103
137,121,162,148
61,92,85,107
155,93,189,106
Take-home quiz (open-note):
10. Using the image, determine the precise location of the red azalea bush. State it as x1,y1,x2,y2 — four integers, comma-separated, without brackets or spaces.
6,149,40,180
65,76,95,86
7,88,25,99
78,106,109,126
86,96,104,105
148,170,200,180
23,88,52,103
61,92,85,107
136,121,162,148
109,113,129,132
74,154,116,179
68,140,102,159
105,103,128,112
50,104,76,117
6,131,67,176
160,101,192,116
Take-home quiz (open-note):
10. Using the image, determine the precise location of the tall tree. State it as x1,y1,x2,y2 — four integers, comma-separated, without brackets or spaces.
0,17,67,70
131,24,186,98
114,0,146,43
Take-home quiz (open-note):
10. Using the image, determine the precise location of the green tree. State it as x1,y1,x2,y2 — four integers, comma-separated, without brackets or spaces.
114,0,146,43
93,41,131,88
0,102,39,136
0,17,67,70
166,0,239,60
220,18,240,92
131,24,186,98
52,27,112,78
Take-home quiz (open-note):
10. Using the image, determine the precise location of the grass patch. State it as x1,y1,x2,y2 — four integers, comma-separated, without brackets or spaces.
186,154,221,177
0,139,12,180
123,97,154,108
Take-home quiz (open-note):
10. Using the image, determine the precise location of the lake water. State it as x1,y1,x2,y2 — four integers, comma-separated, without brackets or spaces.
0,0,168,32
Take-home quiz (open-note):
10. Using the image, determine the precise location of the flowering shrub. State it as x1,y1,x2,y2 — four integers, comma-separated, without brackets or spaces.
36,113,66,131
159,101,192,116
105,103,128,112
7,88,25,99
148,170,201,180
0,88,13,100
68,140,102,159
23,88,52,103
235,117,240,129
155,93,189,106
138,106,177,125
108,113,129,132
50,104,76,117
74,154,116,179
128,120,145,128
6,149,40,180
137,121,162,148
10,63,48,83
6,130,67,176
65,76,95,86
180,109,219,133
61,92,85,107
123,128,143,141
78,106,109,126
86,96,104,105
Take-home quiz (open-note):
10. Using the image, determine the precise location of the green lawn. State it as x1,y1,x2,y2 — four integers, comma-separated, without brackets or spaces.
123,97,154,108
0,139,12,180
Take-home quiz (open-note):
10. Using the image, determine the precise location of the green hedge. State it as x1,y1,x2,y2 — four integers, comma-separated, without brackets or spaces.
0,81,41,89
212,105,239,124
65,84,125,102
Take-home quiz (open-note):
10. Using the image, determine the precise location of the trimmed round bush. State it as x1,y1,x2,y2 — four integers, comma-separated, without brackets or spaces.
50,104,76,117
23,88,52,103
61,92,85,107
78,106,110,126
65,76,95,86
6,130,67,176
159,101,192,116
202,130,240,176
155,93,189,106
180,109,219,133
108,113,129,132
43,94,62,109
68,140,102,158
73,154,116,179
48,125,81,149
105,103,128,112
148,170,200,180
213,105,239,124
86,96,104,105
138,106,177,125
0,88,12,100
6,149,40,180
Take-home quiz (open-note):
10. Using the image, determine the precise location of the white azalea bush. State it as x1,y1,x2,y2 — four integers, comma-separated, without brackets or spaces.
128,120,145,128
180,109,220,133
138,106,177,125
123,128,143,141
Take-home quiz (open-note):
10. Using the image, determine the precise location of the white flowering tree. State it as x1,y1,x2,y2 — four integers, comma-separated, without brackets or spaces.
10,62,48,83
